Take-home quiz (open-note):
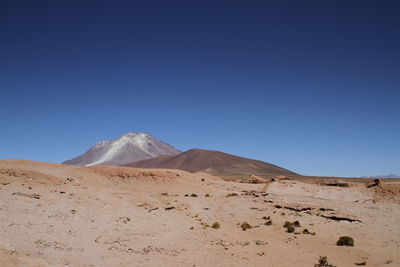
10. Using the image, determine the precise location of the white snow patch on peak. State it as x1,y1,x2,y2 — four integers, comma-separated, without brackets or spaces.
122,132,150,138
64,131,180,167
93,140,107,148
117,132,154,149
86,133,155,166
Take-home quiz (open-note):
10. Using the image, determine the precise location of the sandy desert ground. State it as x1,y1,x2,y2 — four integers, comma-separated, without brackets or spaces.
0,159,399,267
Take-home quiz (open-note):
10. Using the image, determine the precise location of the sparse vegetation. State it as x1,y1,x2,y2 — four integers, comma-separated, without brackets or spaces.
293,220,301,227
286,224,295,233
200,222,210,228
336,236,354,246
211,222,220,229
314,256,336,267
283,221,301,233
303,228,316,235
240,222,252,231
264,220,272,226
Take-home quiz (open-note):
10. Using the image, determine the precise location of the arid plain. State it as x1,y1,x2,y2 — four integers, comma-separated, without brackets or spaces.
0,159,399,267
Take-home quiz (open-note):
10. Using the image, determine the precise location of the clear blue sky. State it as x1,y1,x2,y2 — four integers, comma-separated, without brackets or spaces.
1,1,399,177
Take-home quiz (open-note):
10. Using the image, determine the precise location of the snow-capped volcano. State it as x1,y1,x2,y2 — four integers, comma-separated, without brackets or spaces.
63,132,181,166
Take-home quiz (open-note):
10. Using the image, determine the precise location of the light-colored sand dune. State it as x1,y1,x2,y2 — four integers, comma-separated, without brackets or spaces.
0,160,399,266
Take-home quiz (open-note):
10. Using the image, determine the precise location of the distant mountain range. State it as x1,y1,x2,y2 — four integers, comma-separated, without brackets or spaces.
360,174,400,179
63,132,296,178
124,148,297,178
63,133,180,166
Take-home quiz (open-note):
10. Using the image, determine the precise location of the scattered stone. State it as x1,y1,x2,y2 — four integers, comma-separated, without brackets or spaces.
240,175,267,184
320,215,361,223
322,180,349,187
367,179,380,188
236,241,249,246
354,262,366,266
319,208,334,211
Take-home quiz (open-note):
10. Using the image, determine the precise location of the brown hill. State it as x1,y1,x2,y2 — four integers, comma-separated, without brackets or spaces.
124,148,297,178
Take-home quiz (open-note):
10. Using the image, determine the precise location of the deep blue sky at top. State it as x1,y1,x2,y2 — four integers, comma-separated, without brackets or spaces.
0,0,399,177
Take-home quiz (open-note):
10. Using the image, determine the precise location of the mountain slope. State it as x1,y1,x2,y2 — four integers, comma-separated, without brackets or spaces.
63,133,180,166
125,148,297,178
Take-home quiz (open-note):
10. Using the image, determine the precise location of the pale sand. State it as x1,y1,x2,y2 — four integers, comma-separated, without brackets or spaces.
0,159,399,267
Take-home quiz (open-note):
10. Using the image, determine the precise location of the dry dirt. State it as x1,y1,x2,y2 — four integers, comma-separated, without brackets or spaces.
0,159,399,267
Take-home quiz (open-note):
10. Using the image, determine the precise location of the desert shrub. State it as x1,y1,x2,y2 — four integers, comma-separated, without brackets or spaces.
283,221,299,233
336,236,354,246
201,222,210,227
205,194,210,197
318,256,328,266
283,220,301,232
226,193,238,197
190,193,198,197
184,194,189,197
303,228,316,235
211,222,220,229
286,224,295,233
240,222,252,231
293,220,301,227
264,220,272,226
161,193,168,196
314,255,336,267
